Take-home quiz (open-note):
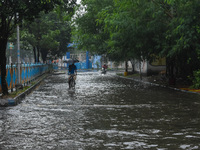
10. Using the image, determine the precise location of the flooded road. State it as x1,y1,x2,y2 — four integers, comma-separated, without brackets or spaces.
1,71,200,149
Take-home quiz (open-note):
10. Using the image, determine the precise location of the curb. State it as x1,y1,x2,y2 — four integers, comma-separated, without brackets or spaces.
116,75,200,95
0,74,49,107
53,72,66,75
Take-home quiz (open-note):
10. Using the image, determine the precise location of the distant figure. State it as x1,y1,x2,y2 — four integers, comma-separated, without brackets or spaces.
102,63,108,70
102,63,108,74
68,62,77,84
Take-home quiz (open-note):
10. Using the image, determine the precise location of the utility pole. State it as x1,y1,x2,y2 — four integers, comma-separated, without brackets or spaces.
16,13,22,89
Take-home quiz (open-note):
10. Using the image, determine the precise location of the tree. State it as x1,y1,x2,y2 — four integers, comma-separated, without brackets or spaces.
73,0,200,87
22,10,73,63
49,11,73,59
72,0,113,55
97,0,168,74
0,0,76,95
22,12,60,63
158,0,200,81
73,0,168,68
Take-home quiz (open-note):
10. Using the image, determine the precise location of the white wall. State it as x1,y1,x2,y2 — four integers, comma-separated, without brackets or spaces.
134,60,166,75
134,60,148,74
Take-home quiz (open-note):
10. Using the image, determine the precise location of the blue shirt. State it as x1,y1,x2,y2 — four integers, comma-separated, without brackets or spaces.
68,64,77,74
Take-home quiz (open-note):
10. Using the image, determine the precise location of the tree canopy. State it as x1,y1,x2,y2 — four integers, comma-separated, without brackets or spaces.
72,0,200,87
0,0,77,95
21,11,72,63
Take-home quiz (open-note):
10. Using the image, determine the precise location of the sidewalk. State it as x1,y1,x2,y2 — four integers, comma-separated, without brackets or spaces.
116,71,200,95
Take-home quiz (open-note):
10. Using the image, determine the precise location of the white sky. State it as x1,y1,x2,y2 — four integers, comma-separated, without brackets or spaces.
77,0,81,4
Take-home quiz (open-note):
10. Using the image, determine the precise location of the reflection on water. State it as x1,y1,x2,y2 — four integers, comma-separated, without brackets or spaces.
0,71,200,149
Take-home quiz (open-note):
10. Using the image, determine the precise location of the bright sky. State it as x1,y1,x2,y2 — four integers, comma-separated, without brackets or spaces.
77,0,81,4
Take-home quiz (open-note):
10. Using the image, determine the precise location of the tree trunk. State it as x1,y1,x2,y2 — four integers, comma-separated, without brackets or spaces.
0,38,9,95
125,61,128,72
41,48,48,63
166,57,176,85
36,46,40,63
33,46,37,63
139,61,142,80
130,59,135,73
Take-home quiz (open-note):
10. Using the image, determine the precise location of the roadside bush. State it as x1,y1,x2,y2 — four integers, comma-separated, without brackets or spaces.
191,70,200,89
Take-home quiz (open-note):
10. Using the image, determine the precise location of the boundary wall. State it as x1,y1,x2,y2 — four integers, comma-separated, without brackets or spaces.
0,63,58,94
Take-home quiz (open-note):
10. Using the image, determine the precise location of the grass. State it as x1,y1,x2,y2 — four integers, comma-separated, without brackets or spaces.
8,85,31,98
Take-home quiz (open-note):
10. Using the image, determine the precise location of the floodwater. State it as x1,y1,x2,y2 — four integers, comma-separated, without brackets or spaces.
0,71,200,150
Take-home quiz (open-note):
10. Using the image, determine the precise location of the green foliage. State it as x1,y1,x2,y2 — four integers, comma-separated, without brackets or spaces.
0,0,64,95
72,0,113,55
9,85,31,98
72,0,200,87
21,3,75,62
191,70,200,89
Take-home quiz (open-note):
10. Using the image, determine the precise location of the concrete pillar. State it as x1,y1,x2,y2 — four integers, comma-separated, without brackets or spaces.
66,52,70,68
86,51,89,69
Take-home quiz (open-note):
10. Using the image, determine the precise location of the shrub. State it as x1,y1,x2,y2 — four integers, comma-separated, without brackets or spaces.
191,70,200,89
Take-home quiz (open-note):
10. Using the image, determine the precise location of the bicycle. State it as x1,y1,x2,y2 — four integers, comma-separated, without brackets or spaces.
69,75,76,89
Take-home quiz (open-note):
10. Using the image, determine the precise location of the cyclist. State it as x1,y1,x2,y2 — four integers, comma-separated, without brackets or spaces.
68,62,77,86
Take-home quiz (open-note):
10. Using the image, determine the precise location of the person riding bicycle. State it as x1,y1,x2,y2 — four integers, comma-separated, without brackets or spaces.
68,62,77,85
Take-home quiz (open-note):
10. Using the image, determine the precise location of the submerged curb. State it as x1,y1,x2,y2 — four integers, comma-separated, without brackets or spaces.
0,74,49,107
116,75,200,95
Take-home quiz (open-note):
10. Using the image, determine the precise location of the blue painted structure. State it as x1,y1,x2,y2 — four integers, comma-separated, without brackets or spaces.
66,52,70,68
74,61,92,70
86,51,89,69
65,51,92,70
0,63,57,94
92,55,101,69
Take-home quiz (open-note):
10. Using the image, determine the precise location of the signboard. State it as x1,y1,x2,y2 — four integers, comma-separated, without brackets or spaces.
8,42,14,50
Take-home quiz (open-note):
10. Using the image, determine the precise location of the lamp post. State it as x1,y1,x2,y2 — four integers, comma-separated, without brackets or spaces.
17,13,21,86
8,42,13,65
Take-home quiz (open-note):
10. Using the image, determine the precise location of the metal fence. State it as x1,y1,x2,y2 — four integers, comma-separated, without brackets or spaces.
0,63,58,94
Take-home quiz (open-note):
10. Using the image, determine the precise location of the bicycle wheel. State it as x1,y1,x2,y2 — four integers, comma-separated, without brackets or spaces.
69,78,75,89
69,78,72,89
71,79,75,89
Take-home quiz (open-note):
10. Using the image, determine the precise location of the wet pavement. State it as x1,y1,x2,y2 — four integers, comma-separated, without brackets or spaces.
0,71,200,150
